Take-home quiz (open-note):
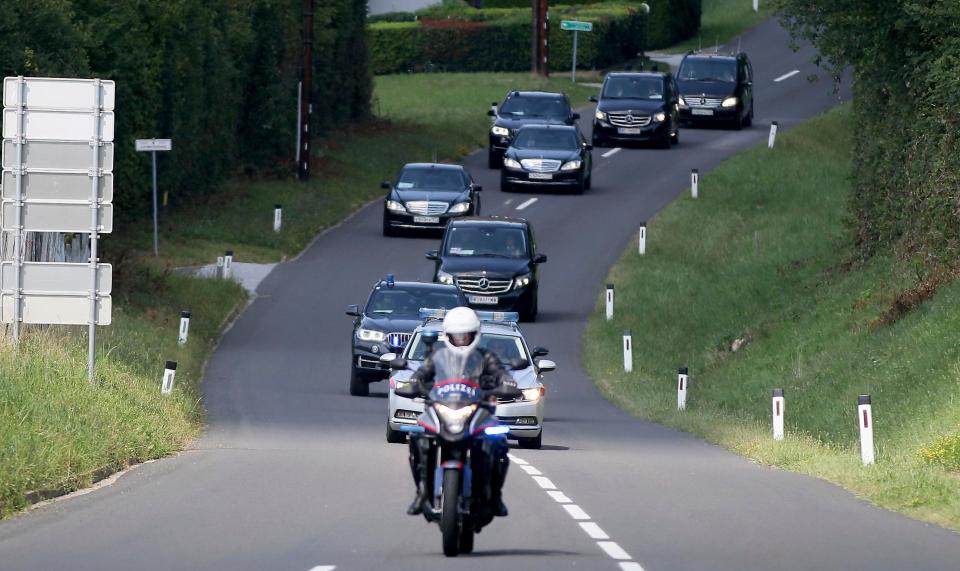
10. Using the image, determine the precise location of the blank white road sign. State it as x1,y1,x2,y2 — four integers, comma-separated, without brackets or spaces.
3,77,115,110
1,292,111,325
135,139,172,152
1,201,113,233
2,108,115,141
1,171,113,202
1,262,112,294
2,139,114,171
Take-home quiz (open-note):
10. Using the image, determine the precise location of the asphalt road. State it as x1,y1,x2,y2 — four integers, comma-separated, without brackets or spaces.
3,19,959,571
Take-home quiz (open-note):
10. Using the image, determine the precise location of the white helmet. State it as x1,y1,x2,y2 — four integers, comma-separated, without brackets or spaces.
442,306,481,356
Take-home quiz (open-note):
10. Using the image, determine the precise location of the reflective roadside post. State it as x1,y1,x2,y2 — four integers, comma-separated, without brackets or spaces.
677,367,689,410
638,222,647,255
768,121,778,149
161,361,178,395
691,168,699,198
605,283,614,320
274,204,282,233
178,310,191,346
623,329,633,373
858,395,875,465
772,388,785,441
640,3,651,66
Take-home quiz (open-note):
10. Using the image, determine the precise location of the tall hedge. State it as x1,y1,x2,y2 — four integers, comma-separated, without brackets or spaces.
0,0,371,229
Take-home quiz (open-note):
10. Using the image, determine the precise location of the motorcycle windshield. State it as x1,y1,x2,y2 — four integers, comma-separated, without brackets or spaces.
427,347,485,408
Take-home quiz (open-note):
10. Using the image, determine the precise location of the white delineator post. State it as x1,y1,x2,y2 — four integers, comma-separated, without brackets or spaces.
638,222,647,256
677,367,688,411
623,329,633,373
223,250,233,279
178,310,191,346
768,121,778,149
858,395,875,465
273,204,282,233
753,0,759,12
691,168,699,198
772,388,785,441
216,256,225,279
161,361,178,395
605,283,614,321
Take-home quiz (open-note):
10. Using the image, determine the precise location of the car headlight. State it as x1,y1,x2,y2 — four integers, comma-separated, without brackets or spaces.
448,202,470,214
653,112,667,122
560,160,581,171
357,328,386,342
722,97,738,108
491,126,509,136
385,199,405,212
522,387,543,401
436,271,454,285
503,157,521,169
514,273,532,289
594,110,607,121
435,404,476,434
678,96,688,108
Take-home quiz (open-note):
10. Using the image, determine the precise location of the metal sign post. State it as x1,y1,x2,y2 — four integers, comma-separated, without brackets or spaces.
135,139,172,256
560,21,593,84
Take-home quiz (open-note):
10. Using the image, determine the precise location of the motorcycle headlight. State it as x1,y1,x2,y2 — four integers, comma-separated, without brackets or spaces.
522,387,543,401
722,97,738,108
560,160,582,171
436,271,454,285
678,96,688,108
385,199,405,212
448,202,470,214
436,404,476,434
357,328,386,342
503,157,521,169
653,112,667,123
595,110,607,121
514,273,532,289
491,126,509,136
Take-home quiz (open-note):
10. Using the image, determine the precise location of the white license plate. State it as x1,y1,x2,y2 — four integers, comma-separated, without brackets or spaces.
413,216,440,224
529,173,553,180
468,295,499,305
691,108,714,116
617,127,642,134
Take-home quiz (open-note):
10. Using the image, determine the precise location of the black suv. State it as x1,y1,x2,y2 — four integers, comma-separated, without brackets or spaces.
346,276,467,396
381,163,482,236
426,217,547,321
488,91,580,168
676,52,754,129
590,71,680,149
501,125,593,193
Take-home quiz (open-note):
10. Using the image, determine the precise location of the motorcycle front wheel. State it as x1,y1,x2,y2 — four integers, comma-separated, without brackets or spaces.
441,469,461,557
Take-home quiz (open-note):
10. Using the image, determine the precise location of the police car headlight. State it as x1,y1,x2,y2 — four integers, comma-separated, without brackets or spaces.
385,200,405,212
722,97,738,108
436,404,476,434
437,271,454,285
503,157,521,169
514,273,532,289
678,96,688,108
491,126,509,136
522,387,543,401
653,112,667,123
560,160,582,171
595,110,607,121
357,328,386,342
448,202,471,214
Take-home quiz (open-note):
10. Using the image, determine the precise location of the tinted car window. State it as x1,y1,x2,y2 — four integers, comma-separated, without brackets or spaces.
602,76,664,100
499,97,570,119
513,129,579,150
366,289,462,317
397,168,465,190
678,60,737,83
407,332,528,362
444,226,528,258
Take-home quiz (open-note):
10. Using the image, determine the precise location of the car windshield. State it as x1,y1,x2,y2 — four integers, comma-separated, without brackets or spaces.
396,168,465,190
499,96,570,119
407,332,528,363
512,129,579,150
678,60,737,83
602,76,664,100
443,226,528,258
366,288,462,317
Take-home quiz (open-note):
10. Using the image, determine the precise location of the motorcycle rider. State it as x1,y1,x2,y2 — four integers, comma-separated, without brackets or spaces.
406,306,517,518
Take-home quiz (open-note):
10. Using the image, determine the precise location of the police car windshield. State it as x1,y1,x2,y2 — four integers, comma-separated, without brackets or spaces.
366,288,461,317
499,96,570,118
513,129,579,150
602,76,664,100
444,226,528,258
679,59,736,83
396,168,465,191
407,332,528,363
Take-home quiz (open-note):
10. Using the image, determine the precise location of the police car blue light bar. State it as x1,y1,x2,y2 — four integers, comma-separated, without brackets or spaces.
418,308,519,323
483,425,510,436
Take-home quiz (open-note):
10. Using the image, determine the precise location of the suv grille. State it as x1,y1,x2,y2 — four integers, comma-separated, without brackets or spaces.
519,159,561,173
456,276,513,295
386,332,412,348
405,201,448,215
684,94,724,108
608,111,651,127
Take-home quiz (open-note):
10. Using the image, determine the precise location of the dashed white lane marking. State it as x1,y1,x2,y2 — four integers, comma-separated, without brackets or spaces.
516,197,538,210
580,522,610,540
773,69,800,82
520,464,542,476
619,563,646,571
308,566,336,571
598,542,632,560
504,199,514,205
531,476,556,489
507,453,527,465
601,147,622,158
563,504,591,520
547,490,571,503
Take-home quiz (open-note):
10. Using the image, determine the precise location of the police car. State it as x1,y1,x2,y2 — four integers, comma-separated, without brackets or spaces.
381,309,555,448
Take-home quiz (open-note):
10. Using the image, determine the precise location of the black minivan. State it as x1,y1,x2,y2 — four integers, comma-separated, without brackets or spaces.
589,72,680,149
676,52,754,129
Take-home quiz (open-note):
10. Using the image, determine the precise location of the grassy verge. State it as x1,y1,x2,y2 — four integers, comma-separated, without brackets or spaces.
666,0,774,53
583,105,960,530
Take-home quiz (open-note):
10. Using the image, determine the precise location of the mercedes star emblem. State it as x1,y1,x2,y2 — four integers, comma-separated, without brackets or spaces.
478,278,489,290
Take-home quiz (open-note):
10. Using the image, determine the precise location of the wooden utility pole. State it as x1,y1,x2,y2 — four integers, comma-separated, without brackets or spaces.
299,0,314,181
531,0,549,76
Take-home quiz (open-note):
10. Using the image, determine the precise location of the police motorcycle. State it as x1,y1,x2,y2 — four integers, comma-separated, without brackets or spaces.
391,328,523,557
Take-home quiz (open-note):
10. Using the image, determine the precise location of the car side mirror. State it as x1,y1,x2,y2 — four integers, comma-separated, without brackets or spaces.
532,346,549,358
534,254,547,264
571,112,581,120
509,358,529,371
537,359,557,373
473,184,483,192
585,144,594,151
487,109,496,117
589,95,599,103
745,81,753,86
395,381,419,398
381,181,391,189
425,250,440,261
379,353,397,364
346,304,361,317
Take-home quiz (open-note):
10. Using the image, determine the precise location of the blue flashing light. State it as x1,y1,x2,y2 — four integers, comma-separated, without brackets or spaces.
483,425,510,436
386,273,396,288
419,307,448,320
399,425,425,433
476,311,519,323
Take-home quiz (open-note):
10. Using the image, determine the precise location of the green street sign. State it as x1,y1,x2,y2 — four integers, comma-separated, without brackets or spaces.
560,20,593,32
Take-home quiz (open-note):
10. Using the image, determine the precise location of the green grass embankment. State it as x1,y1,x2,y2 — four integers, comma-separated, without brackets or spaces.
584,105,960,530
667,0,774,53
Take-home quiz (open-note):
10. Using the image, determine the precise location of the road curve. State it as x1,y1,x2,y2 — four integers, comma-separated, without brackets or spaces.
2,19,959,571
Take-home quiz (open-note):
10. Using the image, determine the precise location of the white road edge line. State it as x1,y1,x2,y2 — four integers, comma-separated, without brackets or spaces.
531,476,556,490
579,522,610,540
546,490,571,503
563,504,591,520
601,147,622,158
773,69,800,82
516,197,538,210
519,465,542,476
597,541,632,560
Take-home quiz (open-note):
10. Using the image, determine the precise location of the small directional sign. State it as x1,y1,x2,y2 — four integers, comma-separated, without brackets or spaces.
135,139,172,152
560,20,593,32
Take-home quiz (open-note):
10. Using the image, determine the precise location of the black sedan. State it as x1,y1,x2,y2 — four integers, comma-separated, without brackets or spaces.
346,276,467,396
500,125,593,194
381,163,482,236
590,71,680,149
